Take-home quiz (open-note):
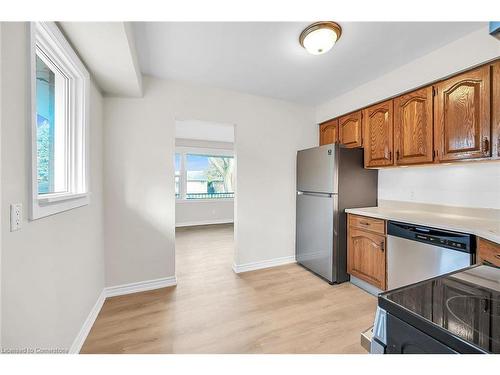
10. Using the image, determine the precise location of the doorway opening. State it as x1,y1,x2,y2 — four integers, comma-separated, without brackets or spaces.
174,119,236,283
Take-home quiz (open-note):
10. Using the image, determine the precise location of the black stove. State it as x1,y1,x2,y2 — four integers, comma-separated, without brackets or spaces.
377,265,500,354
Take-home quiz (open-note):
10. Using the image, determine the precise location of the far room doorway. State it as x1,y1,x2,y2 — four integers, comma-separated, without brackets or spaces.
174,120,236,281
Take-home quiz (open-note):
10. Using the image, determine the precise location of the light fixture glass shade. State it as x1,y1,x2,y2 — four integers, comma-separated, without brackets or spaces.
300,22,342,55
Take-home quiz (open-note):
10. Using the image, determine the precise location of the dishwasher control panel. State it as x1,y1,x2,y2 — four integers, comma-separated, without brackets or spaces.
388,221,474,254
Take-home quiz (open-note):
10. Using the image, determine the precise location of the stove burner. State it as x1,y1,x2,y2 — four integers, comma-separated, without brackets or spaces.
445,295,500,344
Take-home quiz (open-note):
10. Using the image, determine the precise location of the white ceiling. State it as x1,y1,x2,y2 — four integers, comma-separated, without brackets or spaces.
133,22,485,105
176,120,235,143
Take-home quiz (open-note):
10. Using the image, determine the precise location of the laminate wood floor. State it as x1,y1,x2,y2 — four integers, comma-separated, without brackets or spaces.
81,224,376,353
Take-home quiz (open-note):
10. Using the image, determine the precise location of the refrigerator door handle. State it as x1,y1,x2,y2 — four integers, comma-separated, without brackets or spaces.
297,191,333,198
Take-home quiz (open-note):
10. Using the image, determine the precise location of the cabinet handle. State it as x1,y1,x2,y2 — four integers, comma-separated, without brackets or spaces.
380,241,385,252
495,254,500,260
497,137,500,157
359,221,370,226
481,298,490,313
388,151,392,160
396,150,400,160
483,137,490,153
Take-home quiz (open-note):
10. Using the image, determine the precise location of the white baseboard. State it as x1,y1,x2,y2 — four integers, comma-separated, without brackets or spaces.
232,256,296,274
69,276,177,353
69,290,106,354
176,219,233,227
104,276,178,298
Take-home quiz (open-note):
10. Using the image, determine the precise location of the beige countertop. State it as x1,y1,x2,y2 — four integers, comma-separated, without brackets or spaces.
345,200,500,245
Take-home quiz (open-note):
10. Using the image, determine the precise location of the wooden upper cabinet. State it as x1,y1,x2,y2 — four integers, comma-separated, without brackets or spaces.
319,119,338,146
363,100,394,168
493,61,500,159
434,66,491,162
393,86,434,165
339,111,363,148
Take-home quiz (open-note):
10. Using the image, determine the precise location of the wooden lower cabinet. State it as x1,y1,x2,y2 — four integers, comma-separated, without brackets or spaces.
347,217,387,290
348,214,385,235
477,238,500,267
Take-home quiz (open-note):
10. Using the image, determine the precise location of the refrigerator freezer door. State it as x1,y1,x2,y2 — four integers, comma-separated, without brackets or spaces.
297,145,337,194
296,192,337,282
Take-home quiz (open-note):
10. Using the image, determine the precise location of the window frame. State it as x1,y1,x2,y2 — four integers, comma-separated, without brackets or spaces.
29,22,91,219
174,152,183,199
175,146,235,203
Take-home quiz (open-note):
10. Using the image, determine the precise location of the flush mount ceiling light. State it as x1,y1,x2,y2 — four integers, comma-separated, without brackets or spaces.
299,21,342,55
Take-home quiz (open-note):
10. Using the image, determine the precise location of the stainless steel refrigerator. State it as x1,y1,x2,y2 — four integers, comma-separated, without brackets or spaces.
296,144,378,284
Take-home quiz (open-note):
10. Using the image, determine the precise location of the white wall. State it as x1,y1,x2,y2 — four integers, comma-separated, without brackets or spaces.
316,26,500,210
176,120,235,143
175,138,234,150
104,76,316,286
176,200,234,227
0,23,105,351
379,163,500,209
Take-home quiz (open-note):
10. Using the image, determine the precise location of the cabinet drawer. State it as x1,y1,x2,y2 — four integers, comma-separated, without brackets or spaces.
348,214,385,234
478,238,500,267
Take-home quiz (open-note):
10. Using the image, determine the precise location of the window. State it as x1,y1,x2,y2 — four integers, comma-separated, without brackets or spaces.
36,53,67,194
175,150,234,200
174,153,181,199
30,22,90,219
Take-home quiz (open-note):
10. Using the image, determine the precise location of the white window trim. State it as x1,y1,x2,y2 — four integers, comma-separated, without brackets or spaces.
175,146,235,203
29,22,91,220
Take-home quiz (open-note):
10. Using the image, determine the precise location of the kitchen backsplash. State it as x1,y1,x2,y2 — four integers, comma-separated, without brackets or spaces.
378,162,500,209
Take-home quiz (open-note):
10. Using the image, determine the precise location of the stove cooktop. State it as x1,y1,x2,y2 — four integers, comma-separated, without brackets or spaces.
379,265,500,354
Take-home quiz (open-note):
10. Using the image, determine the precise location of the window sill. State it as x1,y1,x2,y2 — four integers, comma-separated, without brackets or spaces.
38,192,90,205
176,198,234,204
31,192,91,220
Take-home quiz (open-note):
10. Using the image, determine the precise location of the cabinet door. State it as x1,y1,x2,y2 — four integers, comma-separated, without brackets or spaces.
363,100,394,168
339,111,363,148
493,62,500,159
394,87,434,165
319,119,338,145
434,66,491,161
347,227,386,290
477,238,500,267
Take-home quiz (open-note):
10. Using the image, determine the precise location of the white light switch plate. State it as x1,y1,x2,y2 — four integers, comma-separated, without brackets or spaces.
10,203,22,232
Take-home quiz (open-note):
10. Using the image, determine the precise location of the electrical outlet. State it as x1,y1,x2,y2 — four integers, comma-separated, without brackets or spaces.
10,203,22,232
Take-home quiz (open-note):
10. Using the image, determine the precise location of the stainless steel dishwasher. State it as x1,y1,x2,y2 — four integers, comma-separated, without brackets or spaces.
386,221,474,290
